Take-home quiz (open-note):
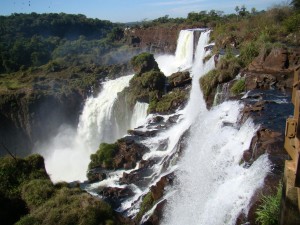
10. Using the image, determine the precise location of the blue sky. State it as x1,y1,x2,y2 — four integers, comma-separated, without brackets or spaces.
1,0,288,22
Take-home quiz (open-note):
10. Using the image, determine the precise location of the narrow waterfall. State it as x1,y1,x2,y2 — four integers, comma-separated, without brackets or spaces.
174,30,194,70
130,102,149,129
36,74,148,182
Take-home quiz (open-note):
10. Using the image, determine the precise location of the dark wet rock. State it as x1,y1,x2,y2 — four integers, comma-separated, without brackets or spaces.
149,116,164,124
157,139,169,151
141,200,167,225
244,128,285,164
99,187,134,208
167,71,191,90
151,174,174,201
240,89,293,133
166,114,180,124
87,137,149,183
128,129,158,137
87,172,107,183
139,159,156,169
242,100,265,114
120,171,143,185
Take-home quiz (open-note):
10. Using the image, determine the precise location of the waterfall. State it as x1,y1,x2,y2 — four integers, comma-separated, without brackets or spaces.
36,74,148,183
174,30,194,71
156,30,195,76
130,102,149,129
155,30,270,224
77,75,134,148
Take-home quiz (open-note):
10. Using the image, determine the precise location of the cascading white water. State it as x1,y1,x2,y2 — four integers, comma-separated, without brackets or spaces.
72,29,269,225
174,30,194,70
77,75,134,149
37,74,149,182
156,30,195,76
130,102,149,129
160,30,270,225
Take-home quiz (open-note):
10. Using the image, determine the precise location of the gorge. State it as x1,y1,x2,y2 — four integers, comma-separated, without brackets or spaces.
1,8,299,225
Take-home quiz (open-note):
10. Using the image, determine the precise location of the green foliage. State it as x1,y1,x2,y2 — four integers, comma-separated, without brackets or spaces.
150,88,188,113
200,52,241,100
131,52,160,75
18,187,116,225
140,71,166,91
200,69,219,99
136,192,155,222
239,41,259,67
89,143,119,169
230,78,245,95
0,155,49,199
284,13,300,32
255,183,282,225
21,179,55,210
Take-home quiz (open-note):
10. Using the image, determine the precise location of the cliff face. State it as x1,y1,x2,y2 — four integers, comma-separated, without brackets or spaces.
0,90,84,156
124,25,200,55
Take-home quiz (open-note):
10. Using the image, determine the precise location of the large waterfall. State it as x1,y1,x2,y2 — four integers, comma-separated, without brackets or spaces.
159,31,269,224
36,74,148,182
36,28,269,224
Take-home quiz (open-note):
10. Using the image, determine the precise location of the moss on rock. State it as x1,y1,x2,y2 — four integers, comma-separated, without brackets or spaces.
131,52,159,75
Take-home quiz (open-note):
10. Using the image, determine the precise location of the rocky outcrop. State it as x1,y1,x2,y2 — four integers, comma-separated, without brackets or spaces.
167,71,191,90
87,137,149,183
125,27,180,54
124,25,204,55
0,90,84,156
248,47,300,73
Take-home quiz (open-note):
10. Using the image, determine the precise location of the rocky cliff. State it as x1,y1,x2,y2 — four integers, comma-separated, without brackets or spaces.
124,25,201,54
0,90,84,156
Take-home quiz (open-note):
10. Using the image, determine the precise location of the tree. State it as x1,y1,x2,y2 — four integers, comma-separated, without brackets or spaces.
235,6,240,14
291,0,300,10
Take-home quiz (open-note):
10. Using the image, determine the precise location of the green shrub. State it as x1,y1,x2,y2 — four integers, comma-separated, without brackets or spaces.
131,52,159,75
200,69,219,99
284,13,300,32
21,179,55,210
152,88,188,113
0,155,49,199
88,143,118,169
255,183,282,225
230,78,245,95
21,187,116,225
239,41,259,67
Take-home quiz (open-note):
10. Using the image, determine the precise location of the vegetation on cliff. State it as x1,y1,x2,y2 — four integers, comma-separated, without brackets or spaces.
0,154,119,225
200,3,299,106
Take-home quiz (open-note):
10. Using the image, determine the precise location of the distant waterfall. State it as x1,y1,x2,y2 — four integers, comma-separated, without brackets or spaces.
174,30,194,71
37,74,149,182
156,30,195,76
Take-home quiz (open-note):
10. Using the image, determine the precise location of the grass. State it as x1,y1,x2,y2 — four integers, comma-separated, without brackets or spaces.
255,183,282,225
152,88,188,113
230,78,245,95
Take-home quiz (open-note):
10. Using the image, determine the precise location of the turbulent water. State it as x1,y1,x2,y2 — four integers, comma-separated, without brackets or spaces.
36,74,148,182
37,28,270,224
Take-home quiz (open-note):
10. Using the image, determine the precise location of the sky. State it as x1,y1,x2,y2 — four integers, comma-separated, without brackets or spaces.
1,0,289,23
